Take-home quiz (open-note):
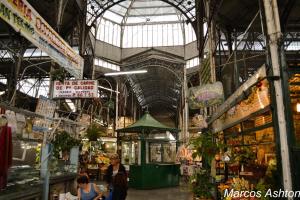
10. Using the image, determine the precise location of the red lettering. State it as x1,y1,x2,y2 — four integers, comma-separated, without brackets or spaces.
18,0,24,10
12,0,18,6
26,8,31,21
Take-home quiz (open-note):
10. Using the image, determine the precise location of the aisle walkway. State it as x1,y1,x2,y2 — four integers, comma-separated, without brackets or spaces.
96,178,193,200
126,186,193,200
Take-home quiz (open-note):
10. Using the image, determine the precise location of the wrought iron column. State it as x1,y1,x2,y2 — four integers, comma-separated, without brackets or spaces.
263,0,293,195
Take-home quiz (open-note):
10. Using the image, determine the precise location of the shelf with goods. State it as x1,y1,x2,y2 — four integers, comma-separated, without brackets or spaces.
207,72,280,199
0,98,85,199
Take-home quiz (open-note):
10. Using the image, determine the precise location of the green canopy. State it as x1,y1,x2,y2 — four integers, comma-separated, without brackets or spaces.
117,112,179,133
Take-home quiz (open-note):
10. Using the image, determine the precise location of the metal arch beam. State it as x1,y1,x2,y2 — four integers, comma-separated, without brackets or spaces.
280,0,296,32
87,0,195,31
137,89,178,99
134,81,181,92
140,94,178,104
141,99,177,110
129,64,183,84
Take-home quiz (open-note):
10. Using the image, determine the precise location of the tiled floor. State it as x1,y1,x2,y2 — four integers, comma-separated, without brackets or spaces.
126,186,193,200
96,181,193,200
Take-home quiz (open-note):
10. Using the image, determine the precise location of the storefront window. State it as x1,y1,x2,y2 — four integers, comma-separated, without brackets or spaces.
289,73,300,145
149,142,176,163
121,141,138,165
150,143,162,162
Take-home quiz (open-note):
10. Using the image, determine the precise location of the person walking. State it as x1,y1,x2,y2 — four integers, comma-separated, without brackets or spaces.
112,172,128,200
104,154,127,200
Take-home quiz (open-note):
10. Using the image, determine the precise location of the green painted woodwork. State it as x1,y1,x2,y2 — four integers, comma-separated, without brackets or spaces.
128,164,180,189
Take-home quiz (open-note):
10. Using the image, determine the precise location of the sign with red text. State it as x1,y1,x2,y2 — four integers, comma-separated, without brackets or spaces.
53,80,98,99
0,0,83,78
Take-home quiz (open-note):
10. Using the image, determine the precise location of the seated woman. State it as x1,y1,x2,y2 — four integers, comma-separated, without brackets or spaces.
77,176,104,200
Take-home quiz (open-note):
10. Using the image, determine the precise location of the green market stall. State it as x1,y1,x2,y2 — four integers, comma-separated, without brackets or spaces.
117,112,180,189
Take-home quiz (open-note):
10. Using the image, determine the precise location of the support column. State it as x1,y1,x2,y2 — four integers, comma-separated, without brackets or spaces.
183,64,189,142
41,143,50,200
48,61,56,99
115,80,119,137
233,29,239,89
263,0,293,195
206,0,216,83
7,42,27,105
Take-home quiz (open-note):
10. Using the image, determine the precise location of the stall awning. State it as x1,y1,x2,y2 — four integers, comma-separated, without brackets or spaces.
116,112,179,133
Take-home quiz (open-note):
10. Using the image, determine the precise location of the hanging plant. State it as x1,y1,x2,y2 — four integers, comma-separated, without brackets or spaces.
104,100,115,110
86,123,106,141
52,131,80,158
51,68,66,82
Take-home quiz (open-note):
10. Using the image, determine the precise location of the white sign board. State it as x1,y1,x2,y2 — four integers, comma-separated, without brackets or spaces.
32,96,56,138
0,0,83,78
53,80,98,98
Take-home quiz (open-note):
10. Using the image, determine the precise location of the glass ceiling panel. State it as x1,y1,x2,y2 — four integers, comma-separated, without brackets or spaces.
126,15,179,24
128,7,176,16
119,1,132,7
87,0,195,26
109,4,128,16
132,0,169,8
103,10,124,23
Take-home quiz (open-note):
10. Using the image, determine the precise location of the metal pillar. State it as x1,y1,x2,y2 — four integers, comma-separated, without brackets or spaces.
41,143,50,200
233,29,239,89
7,42,27,105
263,0,293,195
206,0,216,83
183,63,189,142
115,80,119,137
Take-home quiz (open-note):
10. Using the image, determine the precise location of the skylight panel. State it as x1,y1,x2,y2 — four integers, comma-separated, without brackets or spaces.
129,7,176,16
132,0,169,8
103,10,123,23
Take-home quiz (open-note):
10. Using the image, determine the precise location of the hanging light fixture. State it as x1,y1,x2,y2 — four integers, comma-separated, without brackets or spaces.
104,70,147,76
297,103,300,112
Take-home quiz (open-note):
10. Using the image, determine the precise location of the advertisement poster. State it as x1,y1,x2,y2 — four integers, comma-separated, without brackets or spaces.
0,0,83,78
32,96,56,139
53,80,98,98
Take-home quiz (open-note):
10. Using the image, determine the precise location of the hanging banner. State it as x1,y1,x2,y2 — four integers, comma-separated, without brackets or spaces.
188,81,224,109
53,80,98,98
0,0,83,78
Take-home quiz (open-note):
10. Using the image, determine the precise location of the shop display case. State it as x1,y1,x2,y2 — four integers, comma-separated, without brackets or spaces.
121,141,138,165
0,165,42,200
149,142,176,163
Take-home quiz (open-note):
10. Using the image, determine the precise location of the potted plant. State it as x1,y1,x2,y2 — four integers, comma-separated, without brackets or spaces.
231,146,256,171
52,131,80,159
50,68,66,82
189,130,224,199
191,169,215,199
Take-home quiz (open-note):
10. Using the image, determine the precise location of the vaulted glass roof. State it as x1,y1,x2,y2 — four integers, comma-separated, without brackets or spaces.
87,0,196,26
88,0,197,48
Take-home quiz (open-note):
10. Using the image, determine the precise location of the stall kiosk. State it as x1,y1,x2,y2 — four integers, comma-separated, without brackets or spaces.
117,112,180,189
